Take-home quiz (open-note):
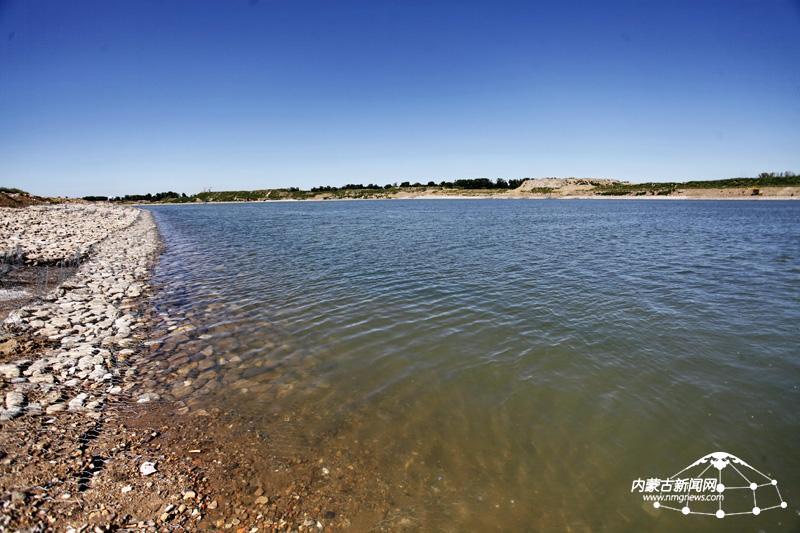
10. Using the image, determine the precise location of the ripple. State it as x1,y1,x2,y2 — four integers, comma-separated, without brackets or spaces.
144,200,800,532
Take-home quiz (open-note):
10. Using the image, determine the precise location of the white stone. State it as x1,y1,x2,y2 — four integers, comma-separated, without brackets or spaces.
140,462,157,476
0,364,20,378
5,391,25,410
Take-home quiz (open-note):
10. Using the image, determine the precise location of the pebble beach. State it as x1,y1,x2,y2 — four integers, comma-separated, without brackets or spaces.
0,204,377,531
0,205,157,421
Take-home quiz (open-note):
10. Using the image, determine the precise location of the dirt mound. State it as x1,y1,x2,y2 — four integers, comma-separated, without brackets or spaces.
514,178,621,192
0,192,49,208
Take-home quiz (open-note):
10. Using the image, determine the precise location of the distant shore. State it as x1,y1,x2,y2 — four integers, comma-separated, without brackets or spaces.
124,177,799,204
4,174,799,206
134,189,800,205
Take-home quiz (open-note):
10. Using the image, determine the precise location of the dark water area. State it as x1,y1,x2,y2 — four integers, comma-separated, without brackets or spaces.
145,199,800,531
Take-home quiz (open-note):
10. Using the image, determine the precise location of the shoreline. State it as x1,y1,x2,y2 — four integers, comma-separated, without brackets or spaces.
132,192,800,206
0,204,388,531
0,205,165,527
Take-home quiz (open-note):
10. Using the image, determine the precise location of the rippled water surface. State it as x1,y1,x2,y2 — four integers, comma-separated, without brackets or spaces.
146,200,800,531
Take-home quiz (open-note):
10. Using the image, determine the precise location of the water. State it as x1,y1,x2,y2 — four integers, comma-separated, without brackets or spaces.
145,199,800,531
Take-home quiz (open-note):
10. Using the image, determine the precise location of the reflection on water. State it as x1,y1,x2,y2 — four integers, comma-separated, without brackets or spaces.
145,200,800,531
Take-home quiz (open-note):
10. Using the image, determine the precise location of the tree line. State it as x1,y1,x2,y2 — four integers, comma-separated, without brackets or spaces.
310,178,524,192
83,172,797,202
86,178,527,202
84,191,188,202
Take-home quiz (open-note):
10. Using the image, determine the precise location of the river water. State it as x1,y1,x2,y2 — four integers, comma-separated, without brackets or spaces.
145,199,800,531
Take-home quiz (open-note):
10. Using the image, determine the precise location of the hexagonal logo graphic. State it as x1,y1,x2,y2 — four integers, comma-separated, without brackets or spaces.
631,451,787,518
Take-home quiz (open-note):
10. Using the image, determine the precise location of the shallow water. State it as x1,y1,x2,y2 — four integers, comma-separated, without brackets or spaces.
145,199,800,531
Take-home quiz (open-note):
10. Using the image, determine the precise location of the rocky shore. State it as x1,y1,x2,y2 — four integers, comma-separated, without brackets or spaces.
1,205,141,266
0,204,166,529
0,205,156,422
0,204,392,531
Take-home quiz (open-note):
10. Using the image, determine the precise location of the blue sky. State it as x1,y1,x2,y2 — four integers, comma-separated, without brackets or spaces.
1,0,799,197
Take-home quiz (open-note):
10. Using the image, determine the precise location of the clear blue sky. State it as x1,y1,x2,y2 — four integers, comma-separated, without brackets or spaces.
1,0,799,197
